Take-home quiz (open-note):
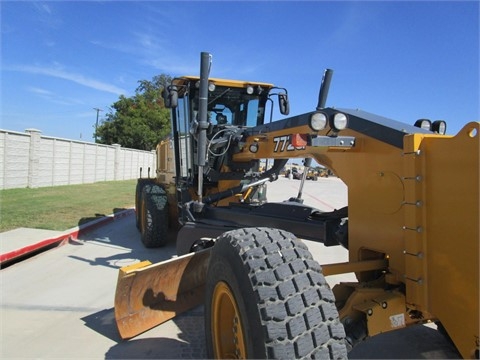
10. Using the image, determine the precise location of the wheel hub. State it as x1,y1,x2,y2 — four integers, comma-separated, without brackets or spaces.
211,281,246,359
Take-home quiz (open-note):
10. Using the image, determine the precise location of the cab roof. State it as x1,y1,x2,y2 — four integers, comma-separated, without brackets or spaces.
173,76,274,89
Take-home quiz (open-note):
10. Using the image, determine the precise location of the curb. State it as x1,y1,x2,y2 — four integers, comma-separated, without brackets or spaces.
0,208,135,266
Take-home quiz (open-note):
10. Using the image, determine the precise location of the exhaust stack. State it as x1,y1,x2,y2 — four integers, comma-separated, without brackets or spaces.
317,68,333,110
196,52,212,209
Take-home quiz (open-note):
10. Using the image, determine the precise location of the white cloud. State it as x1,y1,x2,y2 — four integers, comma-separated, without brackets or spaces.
91,31,200,76
32,2,62,29
34,2,52,15
8,64,127,95
26,85,86,106
145,56,199,75
27,86,54,96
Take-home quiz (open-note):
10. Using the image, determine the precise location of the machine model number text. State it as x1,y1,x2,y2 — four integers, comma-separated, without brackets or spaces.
273,136,305,152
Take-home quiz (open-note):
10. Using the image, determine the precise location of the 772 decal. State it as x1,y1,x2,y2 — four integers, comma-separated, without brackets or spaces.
273,135,306,152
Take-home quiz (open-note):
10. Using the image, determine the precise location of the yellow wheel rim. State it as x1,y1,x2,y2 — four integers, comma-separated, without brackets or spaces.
211,281,247,359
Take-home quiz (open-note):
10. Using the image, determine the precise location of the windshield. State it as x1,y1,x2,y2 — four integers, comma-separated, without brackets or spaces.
190,85,266,127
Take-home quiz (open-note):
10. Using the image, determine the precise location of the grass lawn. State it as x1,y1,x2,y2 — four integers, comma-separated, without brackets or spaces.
0,180,137,232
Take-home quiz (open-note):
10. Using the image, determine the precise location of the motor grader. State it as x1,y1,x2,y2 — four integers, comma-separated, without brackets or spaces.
114,52,479,359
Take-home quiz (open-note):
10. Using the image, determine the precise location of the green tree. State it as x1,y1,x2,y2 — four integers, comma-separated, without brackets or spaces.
95,74,172,150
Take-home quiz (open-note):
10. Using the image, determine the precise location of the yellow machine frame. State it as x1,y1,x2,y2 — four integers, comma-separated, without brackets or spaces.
116,66,479,358
234,116,479,358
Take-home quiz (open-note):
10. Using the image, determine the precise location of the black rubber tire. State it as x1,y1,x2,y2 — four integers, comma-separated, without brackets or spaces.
135,178,155,230
140,184,169,248
205,227,348,359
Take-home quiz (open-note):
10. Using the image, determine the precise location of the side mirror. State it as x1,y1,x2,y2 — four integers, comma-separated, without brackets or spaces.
162,86,178,108
279,92,289,115
161,89,171,108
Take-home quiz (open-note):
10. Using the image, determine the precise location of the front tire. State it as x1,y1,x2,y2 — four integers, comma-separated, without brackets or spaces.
135,178,154,230
205,227,348,359
140,184,169,248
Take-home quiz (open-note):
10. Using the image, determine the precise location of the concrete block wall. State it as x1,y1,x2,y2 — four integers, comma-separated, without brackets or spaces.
0,129,156,190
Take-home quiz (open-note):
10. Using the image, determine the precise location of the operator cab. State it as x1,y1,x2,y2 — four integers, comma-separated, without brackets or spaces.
166,76,285,127
163,76,289,207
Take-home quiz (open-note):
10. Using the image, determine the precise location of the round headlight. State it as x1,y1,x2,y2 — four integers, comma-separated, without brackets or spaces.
246,85,254,95
414,119,432,131
432,120,447,134
309,112,327,131
249,142,259,153
208,82,216,92
332,113,348,131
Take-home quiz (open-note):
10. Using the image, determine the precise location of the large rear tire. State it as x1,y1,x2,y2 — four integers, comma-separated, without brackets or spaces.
135,179,155,230
205,227,348,359
140,184,169,248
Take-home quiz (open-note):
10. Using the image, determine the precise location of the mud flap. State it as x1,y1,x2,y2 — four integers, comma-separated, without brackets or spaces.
114,249,211,339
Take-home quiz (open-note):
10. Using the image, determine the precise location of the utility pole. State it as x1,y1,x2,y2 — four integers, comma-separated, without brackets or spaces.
93,108,103,143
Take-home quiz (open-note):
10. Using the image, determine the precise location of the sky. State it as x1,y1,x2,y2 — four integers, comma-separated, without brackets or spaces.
1,1,479,143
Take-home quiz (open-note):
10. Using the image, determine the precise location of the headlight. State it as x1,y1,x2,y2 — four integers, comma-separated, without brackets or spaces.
246,85,254,95
208,82,216,92
414,119,432,131
309,112,327,131
332,112,348,131
432,120,447,135
249,142,259,153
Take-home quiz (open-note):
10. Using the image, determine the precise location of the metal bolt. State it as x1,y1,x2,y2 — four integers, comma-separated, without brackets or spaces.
402,226,423,233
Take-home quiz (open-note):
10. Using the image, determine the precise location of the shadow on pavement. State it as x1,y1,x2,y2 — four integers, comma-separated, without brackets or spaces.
82,306,206,359
81,308,121,343
83,305,459,360
349,324,461,359
77,207,129,227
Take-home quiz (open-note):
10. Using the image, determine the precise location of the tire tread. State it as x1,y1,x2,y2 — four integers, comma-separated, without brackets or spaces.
140,184,168,248
220,227,348,359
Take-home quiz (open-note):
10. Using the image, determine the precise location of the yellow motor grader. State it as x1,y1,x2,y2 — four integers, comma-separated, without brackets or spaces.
114,52,479,359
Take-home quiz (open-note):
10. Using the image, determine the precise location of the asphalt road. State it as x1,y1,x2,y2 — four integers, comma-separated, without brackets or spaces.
0,177,460,359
